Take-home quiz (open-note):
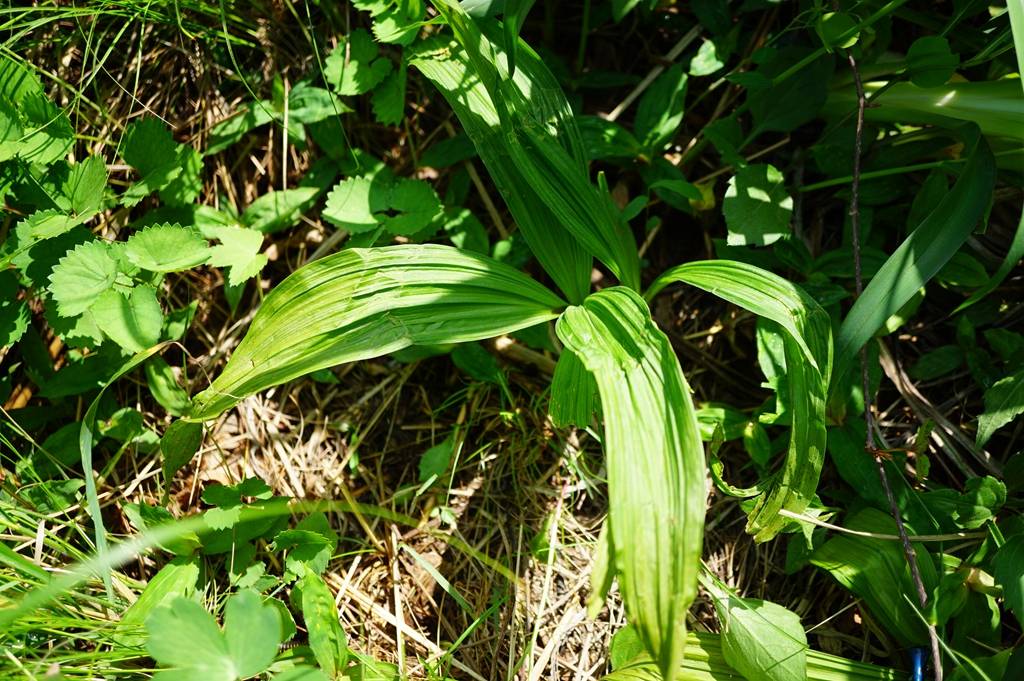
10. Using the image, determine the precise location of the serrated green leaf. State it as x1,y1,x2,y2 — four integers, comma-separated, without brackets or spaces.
0,270,29,347
322,177,378,232
556,287,704,681
0,55,44,106
19,209,85,241
723,163,793,246
161,145,203,206
48,240,118,317
191,244,565,419
372,6,422,45
322,175,441,236
288,82,351,125
371,62,406,126
123,118,178,175
63,156,107,216
976,368,1024,447
299,571,348,676
200,225,267,287
125,224,211,272
89,286,163,353
122,119,203,207
274,529,335,577
381,177,441,235
324,29,393,96
17,93,74,164
224,590,282,678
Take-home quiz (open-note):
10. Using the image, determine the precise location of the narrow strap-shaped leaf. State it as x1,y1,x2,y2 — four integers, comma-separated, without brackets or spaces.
646,260,831,541
191,245,565,420
557,287,705,681
832,125,996,391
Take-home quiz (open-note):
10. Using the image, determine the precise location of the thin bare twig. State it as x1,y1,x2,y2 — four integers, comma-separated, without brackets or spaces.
844,48,943,680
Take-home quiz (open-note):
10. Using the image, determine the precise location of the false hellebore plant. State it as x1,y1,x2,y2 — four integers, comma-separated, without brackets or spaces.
187,3,832,679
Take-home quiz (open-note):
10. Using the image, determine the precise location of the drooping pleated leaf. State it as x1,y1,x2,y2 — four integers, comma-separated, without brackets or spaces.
549,348,598,428
191,245,565,419
556,287,705,681
646,260,831,541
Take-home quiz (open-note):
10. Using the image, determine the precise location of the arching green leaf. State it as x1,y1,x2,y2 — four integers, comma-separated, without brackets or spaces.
646,260,831,541
191,245,565,419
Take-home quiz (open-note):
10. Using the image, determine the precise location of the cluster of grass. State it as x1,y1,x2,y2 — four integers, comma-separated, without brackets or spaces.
1,1,1023,680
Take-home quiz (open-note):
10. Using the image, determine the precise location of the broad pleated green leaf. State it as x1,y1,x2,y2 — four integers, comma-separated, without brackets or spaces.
646,260,831,541
556,287,705,681
549,348,598,428
411,4,640,295
832,127,996,390
191,245,565,420
601,632,906,681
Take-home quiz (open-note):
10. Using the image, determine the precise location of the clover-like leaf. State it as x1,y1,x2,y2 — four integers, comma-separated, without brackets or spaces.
145,590,282,681
324,29,392,96
322,175,441,236
89,285,163,353
200,224,267,287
